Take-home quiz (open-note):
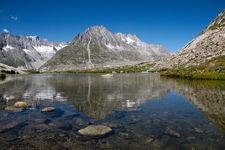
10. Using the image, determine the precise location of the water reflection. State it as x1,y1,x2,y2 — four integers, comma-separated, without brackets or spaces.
162,79,225,134
47,74,170,119
0,74,224,149
0,74,170,118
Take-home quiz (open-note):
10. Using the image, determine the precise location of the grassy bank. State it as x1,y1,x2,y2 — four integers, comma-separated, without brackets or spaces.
23,70,40,74
0,74,6,80
160,71,225,80
53,63,154,74
160,56,225,80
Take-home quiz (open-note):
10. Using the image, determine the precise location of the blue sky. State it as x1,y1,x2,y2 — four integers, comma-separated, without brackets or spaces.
0,0,224,52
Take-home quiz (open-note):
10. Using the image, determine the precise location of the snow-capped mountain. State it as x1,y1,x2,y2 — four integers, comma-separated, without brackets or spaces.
115,33,169,59
40,25,169,72
0,33,69,69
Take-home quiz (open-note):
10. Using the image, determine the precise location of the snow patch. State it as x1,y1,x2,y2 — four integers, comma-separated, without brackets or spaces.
126,100,136,108
106,44,115,49
27,36,37,39
55,44,67,51
23,49,31,53
2,45,15,51
106,44,123,50
126,37,135,44
34,46,55,54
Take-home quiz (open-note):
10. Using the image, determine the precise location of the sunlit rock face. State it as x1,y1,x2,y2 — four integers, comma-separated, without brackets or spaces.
40,26,169,72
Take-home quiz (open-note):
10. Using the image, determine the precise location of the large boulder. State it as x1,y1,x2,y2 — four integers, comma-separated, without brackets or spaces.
14,101,27,108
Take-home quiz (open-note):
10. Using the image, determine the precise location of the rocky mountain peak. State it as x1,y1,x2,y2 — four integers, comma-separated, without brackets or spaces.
72,25,119,46
200,9,225,34
40,26,170,72
86,25,107,32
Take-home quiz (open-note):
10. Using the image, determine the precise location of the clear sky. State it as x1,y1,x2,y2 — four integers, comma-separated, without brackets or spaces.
0,0,224,52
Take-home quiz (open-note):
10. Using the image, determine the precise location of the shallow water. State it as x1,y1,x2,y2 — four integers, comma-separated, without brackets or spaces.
0,73,224,150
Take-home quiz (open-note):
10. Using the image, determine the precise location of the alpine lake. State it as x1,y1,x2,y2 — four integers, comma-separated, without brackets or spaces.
0,73,224,150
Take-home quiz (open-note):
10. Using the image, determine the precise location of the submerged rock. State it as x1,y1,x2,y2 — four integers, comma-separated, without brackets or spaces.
41,107,56,113
145,137,154,144
14,102,27,108
78,125,112,136
194,128,203,133
5,106,23,111
164,128,180,137
186,136,196,141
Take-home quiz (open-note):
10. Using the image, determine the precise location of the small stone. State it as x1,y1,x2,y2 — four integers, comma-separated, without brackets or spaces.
194,128,203,133
41,107,56,113
101,74,113,78
32,119,46,123
78,125,112,136
145,137,154,144
22,136,29,139
186,136,196,141
48,123,54,126
59,134,65,137
119,132,129,138
164,128,180,137
14,102,27,108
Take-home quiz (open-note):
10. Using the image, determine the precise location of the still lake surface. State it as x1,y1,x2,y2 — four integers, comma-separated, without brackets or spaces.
0,73,224,150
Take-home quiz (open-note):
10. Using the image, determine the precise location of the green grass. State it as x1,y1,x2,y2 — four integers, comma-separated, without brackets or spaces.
0,74,6,80
51,62,155,74
160,71,225,80
23,70,40,74
192,72,225,80
160,56,225,80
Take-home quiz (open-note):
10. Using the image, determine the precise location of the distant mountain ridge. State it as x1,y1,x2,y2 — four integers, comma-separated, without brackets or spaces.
0,33,69,69
40,25,169,72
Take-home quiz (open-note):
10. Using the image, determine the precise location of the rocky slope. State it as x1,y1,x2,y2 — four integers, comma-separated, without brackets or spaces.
149,9,225,71
40,26,169,72
0,33,68,70
0,62,25,74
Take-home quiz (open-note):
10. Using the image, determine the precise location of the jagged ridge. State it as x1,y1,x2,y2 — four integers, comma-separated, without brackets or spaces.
0,33,69,69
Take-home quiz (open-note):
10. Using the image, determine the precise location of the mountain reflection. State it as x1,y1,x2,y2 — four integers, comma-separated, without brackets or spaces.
46,74,170,119
161,79,225,134
0,74,224,133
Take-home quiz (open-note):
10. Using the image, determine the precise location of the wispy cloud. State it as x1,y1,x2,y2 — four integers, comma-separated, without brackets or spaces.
3,29,9,33
10,15,18,21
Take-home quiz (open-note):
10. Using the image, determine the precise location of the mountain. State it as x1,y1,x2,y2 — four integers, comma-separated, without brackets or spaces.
151,9,225,71
40,26,169,72
0,33,68,70
0,62,25,74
